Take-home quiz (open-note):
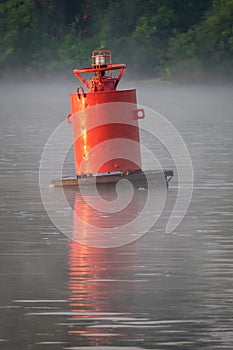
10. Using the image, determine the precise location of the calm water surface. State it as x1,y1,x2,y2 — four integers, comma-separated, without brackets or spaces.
0,80,233,350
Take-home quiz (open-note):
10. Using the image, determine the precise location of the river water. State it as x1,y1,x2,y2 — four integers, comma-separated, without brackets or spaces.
0,79,233,349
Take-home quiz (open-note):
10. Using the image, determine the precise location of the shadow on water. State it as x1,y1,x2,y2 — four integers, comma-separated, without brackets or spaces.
6,183,224,349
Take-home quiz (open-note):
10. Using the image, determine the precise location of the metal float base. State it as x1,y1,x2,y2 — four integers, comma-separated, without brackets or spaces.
50,169,174,188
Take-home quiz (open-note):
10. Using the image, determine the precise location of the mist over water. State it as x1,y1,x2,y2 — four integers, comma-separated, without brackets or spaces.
0,79,233,349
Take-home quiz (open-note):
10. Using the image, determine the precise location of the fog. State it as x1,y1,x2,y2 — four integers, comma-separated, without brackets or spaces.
1,78,233,349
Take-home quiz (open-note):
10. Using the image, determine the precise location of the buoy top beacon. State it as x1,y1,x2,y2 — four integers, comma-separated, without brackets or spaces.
74,49,126,92
67,49,145,177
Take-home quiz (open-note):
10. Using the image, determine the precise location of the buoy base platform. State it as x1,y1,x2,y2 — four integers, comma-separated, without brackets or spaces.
50,169,173,188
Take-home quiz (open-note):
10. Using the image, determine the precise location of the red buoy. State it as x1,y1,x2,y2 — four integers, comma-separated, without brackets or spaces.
67,50,144,176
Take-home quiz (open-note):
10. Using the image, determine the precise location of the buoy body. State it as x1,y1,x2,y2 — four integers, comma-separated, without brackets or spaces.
68,50,144,176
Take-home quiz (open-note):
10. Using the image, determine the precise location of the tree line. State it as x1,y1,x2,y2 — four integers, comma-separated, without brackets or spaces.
0,0,232,79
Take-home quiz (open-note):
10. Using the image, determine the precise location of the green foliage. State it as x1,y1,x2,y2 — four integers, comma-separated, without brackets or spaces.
0,0,232,78
169,0,233,76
